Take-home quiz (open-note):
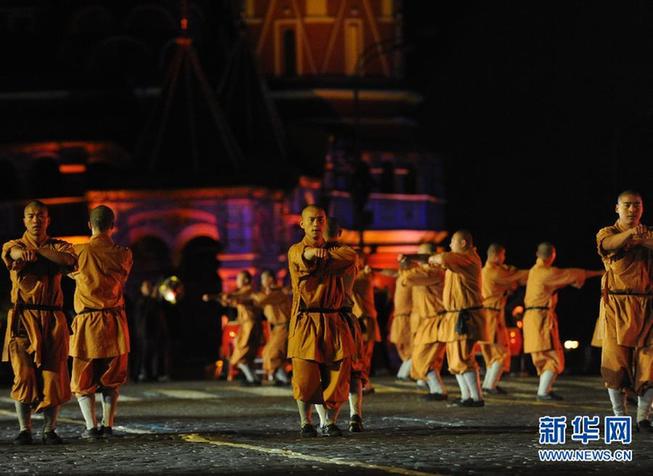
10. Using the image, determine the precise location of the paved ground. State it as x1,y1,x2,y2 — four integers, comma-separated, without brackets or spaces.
0,374,651,475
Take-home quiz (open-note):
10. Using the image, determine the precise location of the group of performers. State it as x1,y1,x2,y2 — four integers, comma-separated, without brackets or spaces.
3,189,653,444
3,201,131,444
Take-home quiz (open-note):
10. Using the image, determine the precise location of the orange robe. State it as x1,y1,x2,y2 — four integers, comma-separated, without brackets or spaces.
523,259,586,375
352,269,380,379
403,265,446,380
597,222,653,392
389,272,413,361
437,249,488,374
480,263,528,368
253,287,291,374
68,234,132,394
287,237,356,406
2,233,75,411
227,286,262,369
341,259,367,381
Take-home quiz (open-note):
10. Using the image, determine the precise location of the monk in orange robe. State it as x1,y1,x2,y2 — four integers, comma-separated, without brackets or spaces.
480,243,528,394
597,190,653,429
523,242,602,400
68,205,132,439
404,259,447,400
352,260,381,394
217,271,262,385
252,269,291,385
389,261,413,380
287,206,356,437
321,217,368,432
2,200,76,445
429,230,488,407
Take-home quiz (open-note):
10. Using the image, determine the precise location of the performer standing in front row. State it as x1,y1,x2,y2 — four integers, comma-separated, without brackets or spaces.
68,205,132,439
2,201,76,445
596,190,653,430
287,206,356,437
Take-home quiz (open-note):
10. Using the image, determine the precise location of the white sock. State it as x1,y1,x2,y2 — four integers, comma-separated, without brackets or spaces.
537,370,556,396
455,374,471,400
297,400,312,426
426,370,445,394
274,367,289,383
397,359,412,379
43,406,59,432
237,363,256,382
15,401,32,432
636,388,653,422
416,379,426,388
463,371,482,401
76,394,97,430
607,388,626,416
314,404,330,427
483,361,503,389
349,378,363,417
101,388,118,428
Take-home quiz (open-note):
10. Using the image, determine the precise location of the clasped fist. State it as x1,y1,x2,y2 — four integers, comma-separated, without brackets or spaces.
304,247,328,260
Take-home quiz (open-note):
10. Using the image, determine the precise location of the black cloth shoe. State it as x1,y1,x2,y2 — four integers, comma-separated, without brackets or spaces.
100,425,113,437
536,392,564,401
42,430,63,445
421,392,448,401
466,399,485,407
349,415,364,433
300,423,317,438
636,420,653,433
448,398,484,407
483,386,507,395
13,430,32,445
81,427,102,440
449,398,473,407
320,423,343,437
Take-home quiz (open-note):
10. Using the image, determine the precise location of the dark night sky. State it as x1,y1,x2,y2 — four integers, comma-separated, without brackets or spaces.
403,2,653,346
3,1,653,349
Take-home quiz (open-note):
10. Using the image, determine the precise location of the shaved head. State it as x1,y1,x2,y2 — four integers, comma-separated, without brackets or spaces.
417,242,436,254
454,230,473,246
324,217,342,240
536,242,556,259
24,200,48,215
617,190,642,203
615,190,643,227
90,205,115,232
450,229,473,254
487,243,505,257
299,205,327,242
301,205,325,220
23,200,50,238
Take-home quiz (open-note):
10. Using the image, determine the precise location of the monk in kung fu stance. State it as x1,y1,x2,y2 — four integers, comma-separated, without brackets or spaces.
204,271,262,386
287,206,356,437
596,190,653,430
252,270,292,385
388,259,414,381
68,205,133,439
2,200,76,445
428,230,488,407
523,242,602,400
403,254,447,400
479,243,528,394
